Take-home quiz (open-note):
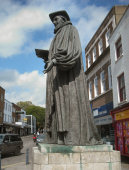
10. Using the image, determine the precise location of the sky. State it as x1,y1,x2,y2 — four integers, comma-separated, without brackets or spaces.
0,0,129,107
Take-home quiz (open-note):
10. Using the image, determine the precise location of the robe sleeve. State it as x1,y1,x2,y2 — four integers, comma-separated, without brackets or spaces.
52,25,82,70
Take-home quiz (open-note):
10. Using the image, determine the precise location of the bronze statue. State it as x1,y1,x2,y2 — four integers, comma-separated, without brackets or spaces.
36,10,101,145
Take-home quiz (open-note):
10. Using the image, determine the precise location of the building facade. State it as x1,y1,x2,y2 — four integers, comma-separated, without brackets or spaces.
0,86,36,135
3,99,13,133
110,6,129,157
85,6,127,141
0,86,5,132
26,115,36,134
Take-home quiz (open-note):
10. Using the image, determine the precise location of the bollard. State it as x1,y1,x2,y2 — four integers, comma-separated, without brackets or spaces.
26,148,29,165
0,151,1,170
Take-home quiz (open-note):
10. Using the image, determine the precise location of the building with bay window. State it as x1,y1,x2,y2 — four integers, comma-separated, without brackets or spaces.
85,6,127,141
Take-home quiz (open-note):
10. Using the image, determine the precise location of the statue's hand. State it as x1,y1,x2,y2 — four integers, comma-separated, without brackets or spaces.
44,61,49,69
43,61,54,74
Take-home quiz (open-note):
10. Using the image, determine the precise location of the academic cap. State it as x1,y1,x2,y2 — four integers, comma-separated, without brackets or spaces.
49,10,70,22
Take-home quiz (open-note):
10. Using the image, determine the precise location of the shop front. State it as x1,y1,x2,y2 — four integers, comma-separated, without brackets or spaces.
110,103,129,157
94,114,114,146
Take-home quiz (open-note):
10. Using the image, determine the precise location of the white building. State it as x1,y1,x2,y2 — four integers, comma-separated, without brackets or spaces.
4,99,12,124
26,115,36,134
110,6,129,107
15,109,27,127
109,6,129,156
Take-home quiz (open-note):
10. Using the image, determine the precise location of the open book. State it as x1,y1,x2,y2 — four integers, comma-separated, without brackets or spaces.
35,49,48,61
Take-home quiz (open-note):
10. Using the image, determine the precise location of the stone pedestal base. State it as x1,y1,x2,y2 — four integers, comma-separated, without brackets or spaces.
32,144,121,170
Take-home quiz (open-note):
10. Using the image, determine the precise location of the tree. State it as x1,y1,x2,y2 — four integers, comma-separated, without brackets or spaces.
26,105,45,129
16,101,45,129
16,101,34,110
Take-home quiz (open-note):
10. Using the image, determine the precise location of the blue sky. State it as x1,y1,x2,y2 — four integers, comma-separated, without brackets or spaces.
0,0,129,107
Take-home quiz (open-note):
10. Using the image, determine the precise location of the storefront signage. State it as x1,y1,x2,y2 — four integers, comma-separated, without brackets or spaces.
94,115,113,125
23,118,27,122
115,109,129,121
93,102,113,117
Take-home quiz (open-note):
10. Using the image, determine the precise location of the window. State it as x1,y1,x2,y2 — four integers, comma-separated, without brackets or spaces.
4,135,9,142
88,55,91,68
94,76,98,97
93,109,99,117
8,105,10,111
89,82,92,100
100,71,106,93
10,135,21,142
98,39,103,55
0,94,4,102
0,111,2,117
5,103,7,110
116,37,123,59
108,65,112,89
118,73,126,102
93,47,96,62
4,114,6,122
105,29,110,47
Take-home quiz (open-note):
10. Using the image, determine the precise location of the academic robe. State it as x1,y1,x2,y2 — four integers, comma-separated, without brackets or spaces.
45,21,100,145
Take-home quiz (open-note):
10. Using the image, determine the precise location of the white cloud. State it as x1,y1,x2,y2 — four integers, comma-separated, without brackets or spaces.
0,69,46,107
0,0,50,58
119,0,129,2
0,0,109,106
23,38,52,55
75,5,108,49
0,0,108,58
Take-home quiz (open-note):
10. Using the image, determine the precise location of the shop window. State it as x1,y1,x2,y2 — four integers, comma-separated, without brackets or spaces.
88,55,91,68
94,76,98,97
115,37,123,60
93,47,96,62
89,81,92,100
4,135,9,142
105,29,110,47
100,71,106,93
108,65,112,89
118,73,126,102
98,39,103,55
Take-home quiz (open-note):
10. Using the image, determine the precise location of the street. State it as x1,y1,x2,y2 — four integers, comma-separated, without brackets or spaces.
1,135,129,170
1,135,35,170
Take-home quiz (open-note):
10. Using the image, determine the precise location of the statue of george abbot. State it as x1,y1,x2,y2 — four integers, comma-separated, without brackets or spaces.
36,10,102,146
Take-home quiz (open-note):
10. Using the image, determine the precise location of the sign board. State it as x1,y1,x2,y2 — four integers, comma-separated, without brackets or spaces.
94,115,113,125
23,118,27,122
115,109,129,121
16,111,24,114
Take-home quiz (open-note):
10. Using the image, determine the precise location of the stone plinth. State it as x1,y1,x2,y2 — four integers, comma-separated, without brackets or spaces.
32,144,121,170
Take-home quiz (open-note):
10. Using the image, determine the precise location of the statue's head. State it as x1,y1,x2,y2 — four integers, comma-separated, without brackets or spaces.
49,10,70,26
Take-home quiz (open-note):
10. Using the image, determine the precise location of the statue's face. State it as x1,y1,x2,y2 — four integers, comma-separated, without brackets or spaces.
53,16,64,26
